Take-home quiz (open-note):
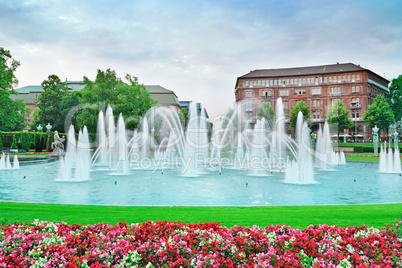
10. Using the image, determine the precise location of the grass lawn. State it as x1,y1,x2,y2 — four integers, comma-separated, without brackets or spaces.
1,202,401,230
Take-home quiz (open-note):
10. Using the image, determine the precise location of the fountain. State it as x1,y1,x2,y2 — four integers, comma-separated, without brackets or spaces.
315,121,346,170
378,143,401,173
0,154,19,169
22,98,402,206
57,125,91,181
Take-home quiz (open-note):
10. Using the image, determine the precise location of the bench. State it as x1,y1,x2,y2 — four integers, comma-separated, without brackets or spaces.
333,146,354,152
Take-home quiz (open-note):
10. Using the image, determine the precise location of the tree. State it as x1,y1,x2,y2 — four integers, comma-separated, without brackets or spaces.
31,75,69,132
0,47,28,131
76,69,157,132
386,74,402,122
178,108,189,129
0,47,20,91
289,100,311,129
0,90,28,131
327,100,353,136
364,95,394,131
257,102,275,127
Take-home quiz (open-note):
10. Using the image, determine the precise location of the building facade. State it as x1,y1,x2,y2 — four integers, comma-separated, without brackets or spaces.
234,63,389,138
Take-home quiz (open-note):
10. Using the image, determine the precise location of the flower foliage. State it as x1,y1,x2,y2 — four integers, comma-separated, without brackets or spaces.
1,219,402,267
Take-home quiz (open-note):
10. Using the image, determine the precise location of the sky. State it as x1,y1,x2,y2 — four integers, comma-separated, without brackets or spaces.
1,0,402,120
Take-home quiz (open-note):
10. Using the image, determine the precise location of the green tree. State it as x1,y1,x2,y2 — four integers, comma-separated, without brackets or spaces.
0,47,20,91
289,100,311,129
178,108,189,129
31,75,69,132
0,48,28,131
364,95,394,131
257,102,275,127
327,100,353,137
76,69,157,132
60,91,82,130
386,74,402,122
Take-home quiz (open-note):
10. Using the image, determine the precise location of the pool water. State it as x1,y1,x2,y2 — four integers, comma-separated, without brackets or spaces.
0,160,401,206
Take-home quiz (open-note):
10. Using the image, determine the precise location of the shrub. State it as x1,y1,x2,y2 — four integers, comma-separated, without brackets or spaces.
10,136,18,150
354,146,363,153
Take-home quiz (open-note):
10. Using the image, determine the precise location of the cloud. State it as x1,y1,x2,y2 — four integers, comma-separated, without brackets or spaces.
1,0,402,118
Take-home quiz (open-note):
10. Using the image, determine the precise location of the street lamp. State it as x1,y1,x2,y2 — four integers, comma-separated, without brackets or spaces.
373,125,379,155
45,123,52,152
37,124,43,131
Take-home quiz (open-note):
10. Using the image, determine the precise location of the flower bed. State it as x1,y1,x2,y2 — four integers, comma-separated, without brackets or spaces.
0,220,401,267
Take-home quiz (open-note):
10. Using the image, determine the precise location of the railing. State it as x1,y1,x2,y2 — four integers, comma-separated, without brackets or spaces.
350,104,361,108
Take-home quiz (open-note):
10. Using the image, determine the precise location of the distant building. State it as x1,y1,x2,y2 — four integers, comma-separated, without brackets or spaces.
144,85,181,110
235,63,389,138
10,82,182,128
179,101,209,118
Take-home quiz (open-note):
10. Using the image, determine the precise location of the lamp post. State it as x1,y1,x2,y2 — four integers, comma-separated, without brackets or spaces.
37,124,43,132
373,125,379,155
45,123,52,152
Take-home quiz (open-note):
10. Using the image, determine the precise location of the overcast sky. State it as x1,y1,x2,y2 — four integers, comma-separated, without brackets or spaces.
1,0,402,120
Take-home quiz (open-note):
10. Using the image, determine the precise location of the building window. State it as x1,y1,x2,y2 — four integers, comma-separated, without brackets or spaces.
316,77,319,84
245,102,253,112
329,76,332,82
352,74,355,81
278,79,282,86
307,77,310,84
266,80,269,86
347,74,350,81
290,78,293,85
263,100,271,106
270,80,273,86
312,110,320,119
313,99,320,107
245,90,252,97
258,80,261,86
245,80,249,87
262,80,265,86
262,90,271,97
298,78,302,85
324,77,327,83
356,85,359,92
302,78,306,84
338,75,341,82
274,80,277,86
286,78,289,85
283,79,286,85
342,75,346,81
352,86,355,92
352,110,360,119
312,88,321,94
254,81,257,86
283,101,288,108
280,90,288,96
356,74,360,81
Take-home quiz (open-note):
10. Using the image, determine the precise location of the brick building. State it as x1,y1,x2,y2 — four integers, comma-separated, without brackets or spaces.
234,63,389,138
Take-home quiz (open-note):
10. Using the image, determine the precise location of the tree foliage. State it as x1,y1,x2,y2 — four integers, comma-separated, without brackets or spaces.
0,90,28,131
327,100,353,135
178,108,189,129
386,74,402,122
76,69,157,132
257,102,275,127
0,47,20,91
0,48,28,131
289,100,311,129
364,95,394,130
31,75,69,132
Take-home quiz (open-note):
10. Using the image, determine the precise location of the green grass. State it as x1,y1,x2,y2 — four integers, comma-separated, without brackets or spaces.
1,202,401,229
345,155,380,162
